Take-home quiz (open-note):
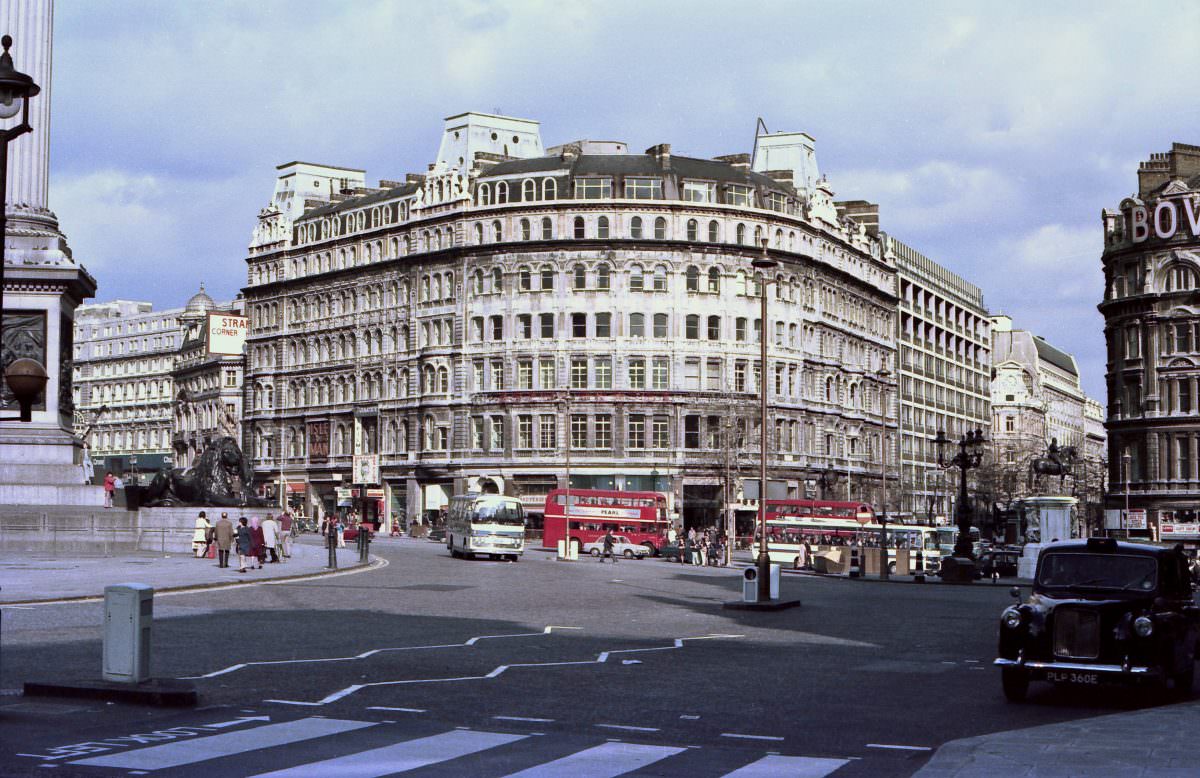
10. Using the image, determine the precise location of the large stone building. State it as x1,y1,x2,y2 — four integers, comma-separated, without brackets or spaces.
240,113,898,531
73,299,183,478
887,237,992,522
1100,142,1200,539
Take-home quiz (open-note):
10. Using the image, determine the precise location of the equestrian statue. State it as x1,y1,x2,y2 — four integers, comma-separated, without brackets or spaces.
143,436,266,507
1029,438,1078,492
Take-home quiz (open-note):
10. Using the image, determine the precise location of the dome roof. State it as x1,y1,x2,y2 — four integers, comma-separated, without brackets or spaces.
184,285,215,316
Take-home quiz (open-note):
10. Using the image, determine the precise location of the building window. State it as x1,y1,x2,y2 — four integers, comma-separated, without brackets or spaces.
707,267,721,293
595,312,612,338
517,415,533,448
686,315,700,340
522,179,536,201
686,219,698,241
595,415,612,449
625,177,662,199
686,266,700,292
574,178,612,199
595,357,612,388
570,414,588,448
520,218,531,240
735,317,748,341
707,315,721,341
630,216,643,239
573,264,587,289
542,178,557,200
727,185,751,206
654,217,667,240
629,265,644,291
628,415,646,449
472,417,484,449
653,264,668,291
708,221,720,243
541,217,553,239
518,360,533,389
572,312,587,338
597,216,610,239
571,357,588,388
629,312,645,338
684,358,701,389
653,313,669,338
540,313,555,338
706,358,722,390
492,359,504,390
652,416,669,448
734,361,747,392
597,264,611,290
573,217,586,239
682,180,716,203
492,220,502,241
540,358,556,389
490,315,503,340
540,415,557,448
629,357,646,389
490,417,504,450
765,191,787,212
519,266,532,291
651,357,669,389
684,415,701,449
541,266,555,290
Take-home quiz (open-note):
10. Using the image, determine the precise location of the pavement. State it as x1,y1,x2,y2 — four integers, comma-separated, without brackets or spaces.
0,533,380,604
5,540,1200,776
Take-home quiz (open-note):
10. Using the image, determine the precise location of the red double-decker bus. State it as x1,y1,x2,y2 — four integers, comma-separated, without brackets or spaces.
542,489,670,555
763,499,875,523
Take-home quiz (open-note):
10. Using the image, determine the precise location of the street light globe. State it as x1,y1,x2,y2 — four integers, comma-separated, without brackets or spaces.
0,35,41,120
5,357,48,403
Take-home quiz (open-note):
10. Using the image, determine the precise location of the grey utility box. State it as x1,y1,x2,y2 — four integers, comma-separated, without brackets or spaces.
742,564,782,602
102,583,153,683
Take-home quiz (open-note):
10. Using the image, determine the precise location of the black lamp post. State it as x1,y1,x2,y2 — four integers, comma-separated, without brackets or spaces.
0,35,45,422
751,237,776,602
935,428,987,579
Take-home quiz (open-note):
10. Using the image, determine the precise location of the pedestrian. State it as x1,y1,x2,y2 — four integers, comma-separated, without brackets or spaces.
600,529,618,563
103,471,115,508
249,516,266,568
192,510,212,559
262,514,280,563
81,444,95,485
336,515,346,548
214,512,234,568
279,511,294,559
235,516,252,573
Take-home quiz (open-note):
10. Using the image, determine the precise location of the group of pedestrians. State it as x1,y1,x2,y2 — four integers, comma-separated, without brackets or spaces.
192,510,294,573
674,526,727,566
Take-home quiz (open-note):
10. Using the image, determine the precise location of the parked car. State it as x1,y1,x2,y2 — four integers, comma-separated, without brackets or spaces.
582,535,650,559
975,550,1021,579
341,522,376,543
995,537,1200,702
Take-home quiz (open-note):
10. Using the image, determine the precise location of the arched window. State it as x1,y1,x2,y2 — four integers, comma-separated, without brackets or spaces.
491,267,503,292
629,265,645,291
686,266,700,292
653,313,669,338
736,223,747,244
653,264,668,292
754,225,764,246
492,220,502,242
707,267,721,293
596,264,611,290
519,266,532,291
654,217,667,239
541,265,555,290
472,270,484,295
707,315,721,340
573,264,587,290
437,366,449,393
520,218,531,240
522,179,536,201
708,220,719,242
542,178,556,200
686,314,700,339
1168,264,1198,292
630,312,645,337
597,216,610,239
573,216,586,239
686,219,698,241
541,217,553,239
630,216,643,239
474,223,484,244
495,181,508,203
477,183,491,206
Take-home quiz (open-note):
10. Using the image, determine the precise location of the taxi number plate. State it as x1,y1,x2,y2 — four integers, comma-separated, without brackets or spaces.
1046,670,1099,685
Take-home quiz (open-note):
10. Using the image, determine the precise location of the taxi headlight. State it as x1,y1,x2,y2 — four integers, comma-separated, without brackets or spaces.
1134,616,1154,637
1002,608,1023,629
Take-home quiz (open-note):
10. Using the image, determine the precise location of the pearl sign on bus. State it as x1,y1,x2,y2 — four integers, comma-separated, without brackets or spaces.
1128,198,1200,243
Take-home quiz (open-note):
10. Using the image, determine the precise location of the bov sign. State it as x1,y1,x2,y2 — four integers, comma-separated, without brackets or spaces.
1129,197,1200,243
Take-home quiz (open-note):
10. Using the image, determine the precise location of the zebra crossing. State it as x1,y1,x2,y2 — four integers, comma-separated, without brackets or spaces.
62,715,854,777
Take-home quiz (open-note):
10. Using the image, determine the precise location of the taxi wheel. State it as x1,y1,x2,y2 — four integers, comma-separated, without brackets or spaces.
590,548,601,557
623,549,634,558
1001,668,1029,702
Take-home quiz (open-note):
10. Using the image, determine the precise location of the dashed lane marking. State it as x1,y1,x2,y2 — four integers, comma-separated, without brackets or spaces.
596,724,660,732
366,706,426,713
265,634,744,707
721,733,785,742
183,625,582,679
494,716,555,723
866,743,933,751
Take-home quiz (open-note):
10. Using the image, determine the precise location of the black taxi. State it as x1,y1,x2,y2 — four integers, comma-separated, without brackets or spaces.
995,538,1200,702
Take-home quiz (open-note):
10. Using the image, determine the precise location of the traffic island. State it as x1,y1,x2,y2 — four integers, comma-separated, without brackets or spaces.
722,563,802,610
722,598,802,611
22,677,196,707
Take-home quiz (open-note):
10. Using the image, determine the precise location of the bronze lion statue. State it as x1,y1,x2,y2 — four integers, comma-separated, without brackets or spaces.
143,436,266,507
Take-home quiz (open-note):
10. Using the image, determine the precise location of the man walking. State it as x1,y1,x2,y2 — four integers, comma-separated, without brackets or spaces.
262,514,280,563
600,528,618,564
214,512,234,569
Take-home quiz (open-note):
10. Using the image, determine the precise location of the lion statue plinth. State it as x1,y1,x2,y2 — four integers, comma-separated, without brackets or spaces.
143,436,266,508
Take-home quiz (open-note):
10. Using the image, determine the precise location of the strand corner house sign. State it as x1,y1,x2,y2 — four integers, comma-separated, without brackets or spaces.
206,312,249,356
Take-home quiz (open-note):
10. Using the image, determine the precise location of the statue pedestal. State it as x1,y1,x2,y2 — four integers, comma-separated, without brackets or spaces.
1017,496,1078,579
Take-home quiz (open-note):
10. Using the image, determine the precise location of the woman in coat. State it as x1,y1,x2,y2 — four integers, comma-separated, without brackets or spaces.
249,516,266,569
261,514,280,563
235,517,252,573
192,511,212,558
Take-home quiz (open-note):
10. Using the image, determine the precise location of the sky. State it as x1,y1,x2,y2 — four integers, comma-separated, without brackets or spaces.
38,0,1200,399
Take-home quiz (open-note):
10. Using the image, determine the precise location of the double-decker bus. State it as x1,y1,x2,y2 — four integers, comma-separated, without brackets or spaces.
542,489,669,556
761,499,941,573
446,494,526,561
935,525,982,557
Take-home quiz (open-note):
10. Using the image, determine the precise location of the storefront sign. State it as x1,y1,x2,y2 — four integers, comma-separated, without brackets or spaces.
366,488,385,499
1128,198,1200,244
336,487,353,502
206,313,249,356
1125,508,1147,530
353,454,379,485
307,421,329,463
1161,520,1200,539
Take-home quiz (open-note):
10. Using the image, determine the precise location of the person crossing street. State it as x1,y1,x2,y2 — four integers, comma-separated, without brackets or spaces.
599,528,618,564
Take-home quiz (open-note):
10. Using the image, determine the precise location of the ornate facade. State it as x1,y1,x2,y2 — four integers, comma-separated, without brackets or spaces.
241,113,897,531
1100,142,1200,538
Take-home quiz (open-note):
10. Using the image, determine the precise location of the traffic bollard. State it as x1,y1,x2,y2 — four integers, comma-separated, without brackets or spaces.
914,549,926,583
360,527,371,564
327,525,338,570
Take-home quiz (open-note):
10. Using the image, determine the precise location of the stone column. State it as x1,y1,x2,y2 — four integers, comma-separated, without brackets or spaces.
0,0,52,224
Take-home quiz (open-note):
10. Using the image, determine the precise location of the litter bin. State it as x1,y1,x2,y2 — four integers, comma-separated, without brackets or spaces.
124,484,143,512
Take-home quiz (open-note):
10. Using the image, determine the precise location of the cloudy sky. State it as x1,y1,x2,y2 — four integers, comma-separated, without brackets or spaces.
38,1,1200,398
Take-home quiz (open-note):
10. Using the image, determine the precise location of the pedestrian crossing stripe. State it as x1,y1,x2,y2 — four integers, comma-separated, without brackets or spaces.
66,716,852,776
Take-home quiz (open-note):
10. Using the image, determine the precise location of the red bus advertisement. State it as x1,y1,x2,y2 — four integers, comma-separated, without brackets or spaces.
764,499,876,523
542,489,669,555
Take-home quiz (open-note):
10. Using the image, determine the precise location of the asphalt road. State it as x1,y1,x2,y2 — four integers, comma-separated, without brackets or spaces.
0,536,1175,777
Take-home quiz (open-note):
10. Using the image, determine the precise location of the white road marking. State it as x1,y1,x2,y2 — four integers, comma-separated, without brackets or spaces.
866,743,932,751
184,625,581,679
596,723,660,732
722,754,850,777
250,729,527,777
494,716,555,723
680,714,701,720
366,706,425,713
206,715,271,729
69,717,373,770
268,634,745,706
721,733,785,742
502,742,684,777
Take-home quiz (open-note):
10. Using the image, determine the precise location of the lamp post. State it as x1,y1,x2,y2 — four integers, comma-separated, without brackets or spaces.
934,427,987,581
0,35,45,422
876,369,891,580
752,238,776,602
1122,451,1132,537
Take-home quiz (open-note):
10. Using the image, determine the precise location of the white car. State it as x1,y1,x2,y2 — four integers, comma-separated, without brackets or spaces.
583,535,650,559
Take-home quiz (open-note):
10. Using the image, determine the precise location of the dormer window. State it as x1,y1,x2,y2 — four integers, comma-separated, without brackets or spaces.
574,178,612,199
765,192,787,212
625,177,662,199
682,181,716,203
726,185,751,206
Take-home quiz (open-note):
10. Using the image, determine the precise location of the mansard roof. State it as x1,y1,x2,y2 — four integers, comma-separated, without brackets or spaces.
303,182,419,220
1033,336,1078,376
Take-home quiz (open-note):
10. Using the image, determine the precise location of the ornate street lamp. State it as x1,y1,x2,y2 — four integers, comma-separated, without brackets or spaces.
0,35,44,422
751,237,776,602
935,427,987,581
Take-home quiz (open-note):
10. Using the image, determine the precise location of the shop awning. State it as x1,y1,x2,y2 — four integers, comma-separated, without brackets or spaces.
285,482,306,493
